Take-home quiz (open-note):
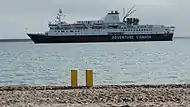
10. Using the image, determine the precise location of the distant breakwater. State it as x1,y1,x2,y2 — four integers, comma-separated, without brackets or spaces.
0,39,31,42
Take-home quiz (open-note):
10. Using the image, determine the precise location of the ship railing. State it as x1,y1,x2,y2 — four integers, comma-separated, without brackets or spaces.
28,32,45,35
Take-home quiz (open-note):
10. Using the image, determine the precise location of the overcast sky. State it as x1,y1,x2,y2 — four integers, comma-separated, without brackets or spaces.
0,0,189,39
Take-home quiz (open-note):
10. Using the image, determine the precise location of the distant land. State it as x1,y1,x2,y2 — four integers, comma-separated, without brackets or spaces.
0,37,189,42
174,36,190,39
0,39,31,42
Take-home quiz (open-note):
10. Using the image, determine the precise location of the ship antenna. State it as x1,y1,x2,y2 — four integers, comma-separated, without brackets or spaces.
126,5,135,16
126,9,136,17
25,28,28,34
123,8,125,19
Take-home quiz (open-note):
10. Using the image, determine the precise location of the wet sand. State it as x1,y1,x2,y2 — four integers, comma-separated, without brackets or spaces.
0,84,190,107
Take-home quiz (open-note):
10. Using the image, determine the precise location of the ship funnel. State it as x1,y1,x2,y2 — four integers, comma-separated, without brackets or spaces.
103,11,120,23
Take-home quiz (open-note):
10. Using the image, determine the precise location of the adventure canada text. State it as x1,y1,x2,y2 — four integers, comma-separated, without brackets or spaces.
111,35,152,40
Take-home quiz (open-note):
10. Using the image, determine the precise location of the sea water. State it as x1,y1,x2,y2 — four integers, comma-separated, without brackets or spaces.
0,38,190,86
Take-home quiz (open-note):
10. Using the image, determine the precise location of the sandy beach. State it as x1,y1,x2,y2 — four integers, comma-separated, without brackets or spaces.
0,84,190,107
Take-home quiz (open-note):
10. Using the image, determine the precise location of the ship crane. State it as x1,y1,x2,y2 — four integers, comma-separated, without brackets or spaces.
123,5,136,22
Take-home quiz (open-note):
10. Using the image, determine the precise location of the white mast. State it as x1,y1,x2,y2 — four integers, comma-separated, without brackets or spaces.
57,9,63,24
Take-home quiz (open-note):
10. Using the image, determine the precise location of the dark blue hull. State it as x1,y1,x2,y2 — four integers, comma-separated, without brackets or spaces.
27,33,173,44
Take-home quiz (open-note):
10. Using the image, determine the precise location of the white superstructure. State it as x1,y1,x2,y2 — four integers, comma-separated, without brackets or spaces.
46,6,175,36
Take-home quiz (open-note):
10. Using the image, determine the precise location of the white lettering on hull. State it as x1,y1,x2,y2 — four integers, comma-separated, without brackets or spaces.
111,35,152,40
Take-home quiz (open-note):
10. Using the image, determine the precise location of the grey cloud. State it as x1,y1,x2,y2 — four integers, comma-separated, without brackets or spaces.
0,0,189,39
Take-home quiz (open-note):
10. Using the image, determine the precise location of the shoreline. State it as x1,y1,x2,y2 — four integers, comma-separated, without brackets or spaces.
0,39,31,42
0,84,190,91
0,84,189,107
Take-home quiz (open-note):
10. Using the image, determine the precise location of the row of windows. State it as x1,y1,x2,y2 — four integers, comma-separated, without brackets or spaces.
122,26,152,29
122,29,152,31
137,26,152,28
53,32,155,35
55,30,80,32
51,26,155,30
54,29,152,33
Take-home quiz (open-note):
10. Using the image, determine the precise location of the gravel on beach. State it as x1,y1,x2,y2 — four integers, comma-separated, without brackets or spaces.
0,84,190,107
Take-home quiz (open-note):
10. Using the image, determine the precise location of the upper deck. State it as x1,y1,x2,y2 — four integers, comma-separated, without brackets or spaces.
46,7,175,36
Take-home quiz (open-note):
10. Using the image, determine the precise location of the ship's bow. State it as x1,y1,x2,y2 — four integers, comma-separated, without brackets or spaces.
27,33,46,43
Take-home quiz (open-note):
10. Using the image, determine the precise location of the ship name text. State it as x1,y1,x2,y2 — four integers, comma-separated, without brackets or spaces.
111,35,152,40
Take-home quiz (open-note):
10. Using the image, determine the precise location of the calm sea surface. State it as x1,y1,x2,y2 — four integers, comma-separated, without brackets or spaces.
0,39,190,86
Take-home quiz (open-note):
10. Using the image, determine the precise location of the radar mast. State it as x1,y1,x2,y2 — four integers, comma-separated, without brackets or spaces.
56,9,63,24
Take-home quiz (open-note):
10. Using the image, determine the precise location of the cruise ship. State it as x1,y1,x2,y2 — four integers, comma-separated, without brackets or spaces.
27,6,175,43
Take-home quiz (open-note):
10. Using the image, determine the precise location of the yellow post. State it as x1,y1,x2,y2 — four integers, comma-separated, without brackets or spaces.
86,69,93,87
71,69,78,87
